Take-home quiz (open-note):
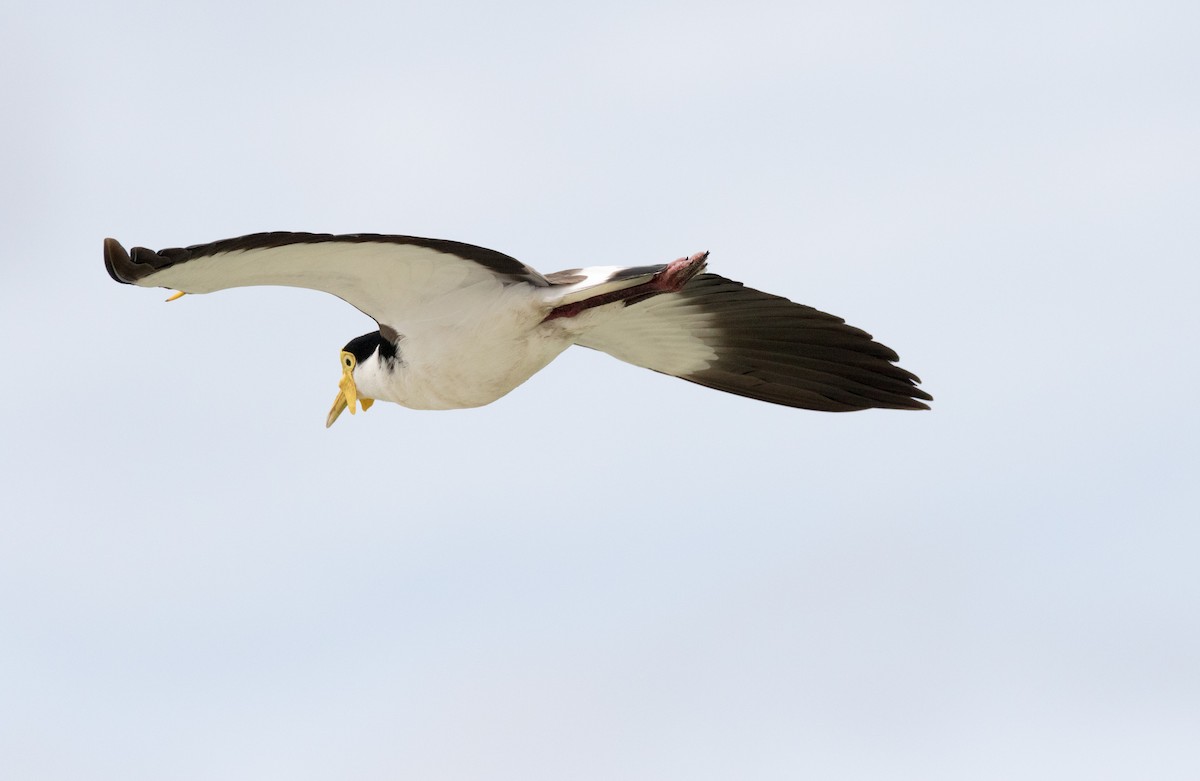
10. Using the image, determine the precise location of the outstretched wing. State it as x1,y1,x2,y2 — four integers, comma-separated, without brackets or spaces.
575,273,932,411
104,232,549,330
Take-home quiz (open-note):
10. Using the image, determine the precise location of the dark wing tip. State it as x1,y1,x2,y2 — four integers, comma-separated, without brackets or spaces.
104,238,166,284
675,274,934,412
103,238,133,283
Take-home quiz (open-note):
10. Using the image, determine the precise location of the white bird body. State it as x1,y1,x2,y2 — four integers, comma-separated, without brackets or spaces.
103,232,931,422
352,289,574,410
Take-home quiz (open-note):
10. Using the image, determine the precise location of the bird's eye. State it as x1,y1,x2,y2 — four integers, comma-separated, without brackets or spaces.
341,352,356,370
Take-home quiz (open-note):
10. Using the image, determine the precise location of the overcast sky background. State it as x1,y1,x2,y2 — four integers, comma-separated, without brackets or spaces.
2,1,1198,779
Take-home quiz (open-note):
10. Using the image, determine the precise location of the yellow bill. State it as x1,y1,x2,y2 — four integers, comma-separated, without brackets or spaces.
325,359,374,428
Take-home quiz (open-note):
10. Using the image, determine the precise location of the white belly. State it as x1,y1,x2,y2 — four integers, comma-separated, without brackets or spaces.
396,332,572,409
355,309,576,411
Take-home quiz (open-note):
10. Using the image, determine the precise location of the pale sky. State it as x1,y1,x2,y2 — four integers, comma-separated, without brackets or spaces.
2,1,1198,779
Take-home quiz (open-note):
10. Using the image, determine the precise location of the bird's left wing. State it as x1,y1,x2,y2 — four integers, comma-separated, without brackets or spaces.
575,273,932,411
104,232,549,328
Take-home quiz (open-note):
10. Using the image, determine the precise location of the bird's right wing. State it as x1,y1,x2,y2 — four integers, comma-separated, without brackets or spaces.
104,232,549,333
574,273,932,411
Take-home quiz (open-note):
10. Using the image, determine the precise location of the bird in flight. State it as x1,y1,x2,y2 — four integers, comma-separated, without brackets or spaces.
104,232,931,426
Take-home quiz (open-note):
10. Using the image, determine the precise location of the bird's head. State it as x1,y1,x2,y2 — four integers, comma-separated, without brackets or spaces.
325,331,385,428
